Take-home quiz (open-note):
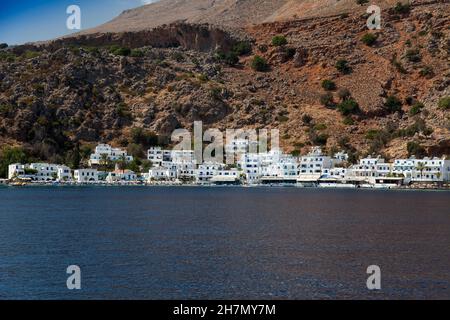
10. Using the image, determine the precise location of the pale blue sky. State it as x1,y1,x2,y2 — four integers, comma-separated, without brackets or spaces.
0,0,157,45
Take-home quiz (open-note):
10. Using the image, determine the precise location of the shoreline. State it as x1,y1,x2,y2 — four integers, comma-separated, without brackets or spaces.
1,182,449,192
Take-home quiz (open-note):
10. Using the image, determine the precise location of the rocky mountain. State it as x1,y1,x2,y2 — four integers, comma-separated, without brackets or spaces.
0,0,449,170
76,0,401,34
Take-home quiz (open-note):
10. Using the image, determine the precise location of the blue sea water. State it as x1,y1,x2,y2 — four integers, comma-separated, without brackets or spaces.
0,186,449,299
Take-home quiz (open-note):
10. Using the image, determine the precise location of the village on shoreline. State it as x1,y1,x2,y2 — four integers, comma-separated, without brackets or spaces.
2,141,450,190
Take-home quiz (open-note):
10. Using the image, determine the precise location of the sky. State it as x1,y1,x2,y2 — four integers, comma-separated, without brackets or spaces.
0,0,159,45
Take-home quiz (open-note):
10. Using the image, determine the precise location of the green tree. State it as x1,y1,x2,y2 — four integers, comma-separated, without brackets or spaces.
99,153,110,172
0,147,28,178
415,162,426,181
118,154,127,174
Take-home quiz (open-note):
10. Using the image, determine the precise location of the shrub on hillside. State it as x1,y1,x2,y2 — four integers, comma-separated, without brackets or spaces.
321,79,336,91
384,95,402,113
394,2,411,14
337,99,360,116
438,96,450,110
272,35,287,47
409,102,424,115
405,49,421,63
232,41,252,56
407,141,425,157
251,55,269,71
320,93,335,108
335,59,351,74
361,33,378,46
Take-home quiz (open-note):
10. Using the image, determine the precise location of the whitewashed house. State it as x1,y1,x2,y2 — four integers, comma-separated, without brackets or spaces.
106,169,137,183
148,167,171,181
321,167,348,179
57,165,72,181
29,163,59,181
239,153,261,183
89,144,133,166
8,164,25,180
225,138,259,161
211,169,240,184
147,147,167,167
172,149,196,164
333,151,349,163
175,162,197,181
298,147,333,176
74,169,98,182
195,162,225,183
392,157,450,183
349,157,392,179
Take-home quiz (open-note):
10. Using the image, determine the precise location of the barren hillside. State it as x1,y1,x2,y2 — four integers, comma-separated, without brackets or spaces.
78,0,402,34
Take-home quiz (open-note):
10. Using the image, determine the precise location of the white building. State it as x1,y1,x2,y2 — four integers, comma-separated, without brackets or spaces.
298,147,333,176
89,144,133,166
196,162,225,183
8,164,25,180
74,169,98,182
239,153,261,183
29,163,59,181
106,170,137,183
147,147,171,167
349,157,392,179
147,147,195,167
57,165,72,181
225,138,259,161
211,169,240,184
148,167,171,181
392,157,450,183
175,162,197,181
334,151,349,162
321,167,348,179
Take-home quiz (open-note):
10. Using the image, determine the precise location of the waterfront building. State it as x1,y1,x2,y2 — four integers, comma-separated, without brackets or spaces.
29,163,59,181
148,167,171,181
106,170,137,183
89,144,133,166
321,167,348,179
225,138,259,161
8,164,25,180
175,162,197,181
74,169,98,182
348,156,392,179
392,157,450,183
147,147,170,167
196,162,225,183
57,165,72,181
298,147,333,176
210,169,241,185
239,153,262,183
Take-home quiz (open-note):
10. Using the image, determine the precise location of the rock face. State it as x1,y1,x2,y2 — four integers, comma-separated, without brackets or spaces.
75,0,402,34
17,24,243,54
0,0,449,163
